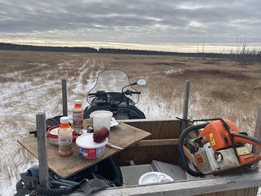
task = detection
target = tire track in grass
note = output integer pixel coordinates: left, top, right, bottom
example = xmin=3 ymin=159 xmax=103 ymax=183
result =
xmin=72 ymin=58 xmax=91 ymax=94
xmin=69 ymin=58 xmax=104 ymax=108
xmin=0 ymin=80 xmax=60 ymax=100
xmin=72 ymin=58 xmax=104 ymax=94
xmin=0 ymin=80 xmax=61 ymax=116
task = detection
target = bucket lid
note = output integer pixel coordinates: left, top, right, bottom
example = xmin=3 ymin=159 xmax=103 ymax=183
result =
xmin=90 ymin=110 xmax=113 ymax=118
xmin=76 ymin=133 xmax=108 ymax=148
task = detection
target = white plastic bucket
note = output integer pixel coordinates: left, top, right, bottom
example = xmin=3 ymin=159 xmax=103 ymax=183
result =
xmin=76 ymin=133 xmax=108 ymax=159
xmin=90 ymin=110 xmax=113 ymax=131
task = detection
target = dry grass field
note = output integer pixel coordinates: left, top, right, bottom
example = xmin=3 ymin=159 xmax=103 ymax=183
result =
xmin=0 ymin=50 xmax=261 ymax=195
xmin=1 ymin=50 xmax=260 ymax=128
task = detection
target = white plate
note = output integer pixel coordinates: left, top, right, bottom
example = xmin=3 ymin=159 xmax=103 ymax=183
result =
xmin=138 ymin=172 xmax=174 ymax=185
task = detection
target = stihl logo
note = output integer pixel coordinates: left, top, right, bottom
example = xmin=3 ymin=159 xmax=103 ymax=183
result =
xmin=209 ymin=133 xmax=216 ymax=146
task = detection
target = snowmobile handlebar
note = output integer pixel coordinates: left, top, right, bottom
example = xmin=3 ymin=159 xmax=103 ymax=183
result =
xmin=124 ymin=89 xmax=141 ymax=95
xmin=88 ymin=90 xmax=106 ymax=97
xmin=87 ymin=89 xmax=142 ymax=107
xmin=88 ymin=90 xmax=141 ymax=97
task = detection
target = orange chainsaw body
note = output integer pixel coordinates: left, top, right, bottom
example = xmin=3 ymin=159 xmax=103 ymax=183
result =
xmin=198 ymin=119 xmax=240 ymax=150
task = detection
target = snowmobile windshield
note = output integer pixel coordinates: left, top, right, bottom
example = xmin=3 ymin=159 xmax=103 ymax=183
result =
xmin=87 ymin=69 xmax=140 ymax=105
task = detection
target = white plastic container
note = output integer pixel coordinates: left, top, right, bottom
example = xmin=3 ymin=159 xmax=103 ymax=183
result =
xmin=76 ymin=133 xmax=108 ymax=159
xmin=47 ymin=126 xmax=59 ymax=145
xmin=91 ymin=110 xmax=113 ymax=131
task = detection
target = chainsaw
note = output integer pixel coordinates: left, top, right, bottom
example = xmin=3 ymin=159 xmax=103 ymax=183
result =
xmin=178 ymin=118 xmax=261 ymax=176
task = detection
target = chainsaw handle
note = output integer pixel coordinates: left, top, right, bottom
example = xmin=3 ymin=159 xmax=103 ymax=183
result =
xmin=231 ymin=133 xmax=261 ymax=149
xmin=178 ymin=123 xmax=209 ymax=177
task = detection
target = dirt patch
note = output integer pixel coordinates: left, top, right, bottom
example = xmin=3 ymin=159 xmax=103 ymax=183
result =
xmin=210 ymin=90 xmax=236 ymax=102
xmin=168 ymin=69 xmax=249 ymax=80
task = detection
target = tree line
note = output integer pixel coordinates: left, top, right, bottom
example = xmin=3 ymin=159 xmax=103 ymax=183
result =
xmin=1 ymin=42 xmax=261 ymax=63
xmin=0 ymin=42 xmax=97 ymax=53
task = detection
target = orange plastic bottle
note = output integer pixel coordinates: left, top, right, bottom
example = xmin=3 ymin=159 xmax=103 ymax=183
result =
xmin=58 ymin=116 xmax=73 ymax=157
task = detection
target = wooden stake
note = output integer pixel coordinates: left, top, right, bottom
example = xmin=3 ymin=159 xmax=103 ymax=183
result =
xmin=181 ymin=80 xmax=190 ymax=131
xmin=62 ymin=79 xmax=68 ymax=116
xmin=36 ymin=112 xmax=49 ymax=188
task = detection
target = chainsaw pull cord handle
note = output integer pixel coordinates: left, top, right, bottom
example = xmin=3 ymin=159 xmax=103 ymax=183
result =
xmin=178 ymin=123 xmax=209 ymax=177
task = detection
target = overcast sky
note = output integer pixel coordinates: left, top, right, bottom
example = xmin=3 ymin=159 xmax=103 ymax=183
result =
xmin=1 ymin=0 xmax=261 ymax=52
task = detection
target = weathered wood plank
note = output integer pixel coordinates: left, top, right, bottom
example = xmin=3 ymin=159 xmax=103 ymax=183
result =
xmin=115 ymin=120 xmax=182 ymax=166
xmin=135 ymin=138 xmax=179 ymax=146
xmin=122 ymin=119 xmax=182 ymax=139
xmin=36 ymin=112 xmax=49 ymax=189
xmin=197 ymin=187 xmax=258 ymax=196
xmin=183 ymin=145 xmax=196 ymax=165
xmin=61 ymin=79 xmax=68 ymax=116
xmin=93 ymin=172 xmax=261 ymax=196
xmin=252 ymin=106 xmax=261 ymax=155
xmin=181 ymin=80 xmax=190 ymax=131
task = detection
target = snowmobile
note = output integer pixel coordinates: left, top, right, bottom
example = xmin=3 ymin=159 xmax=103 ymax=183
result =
xmin=84 ymin=69 xmax=147 ymax=120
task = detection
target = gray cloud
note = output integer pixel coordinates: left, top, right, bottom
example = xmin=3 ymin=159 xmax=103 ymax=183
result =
xmin=1 ymin=0 xmax=261 ymax=52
